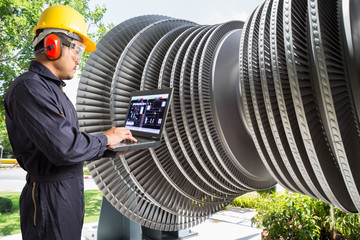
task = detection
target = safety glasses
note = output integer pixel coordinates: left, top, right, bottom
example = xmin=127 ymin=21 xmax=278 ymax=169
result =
xmin=70 ymin=41 xmax=85 ymax=60
xmin=62 ymin=38 xmax=85 ymax=60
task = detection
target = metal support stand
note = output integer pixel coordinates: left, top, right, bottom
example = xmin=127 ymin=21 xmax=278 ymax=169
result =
xmin=97 ymin=196 xmax=142 ymax=240
xmin=142 ymin=227 xmax=198 ymax=240
xmin=93 ymin=196 xmax=198 ymax=240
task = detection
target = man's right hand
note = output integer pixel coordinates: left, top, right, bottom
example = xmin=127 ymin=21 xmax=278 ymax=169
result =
xmin=104 ymin=127 xmax=137 ymax=146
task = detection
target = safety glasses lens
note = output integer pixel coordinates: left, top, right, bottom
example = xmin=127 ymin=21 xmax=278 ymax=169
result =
xmin=70 ymin=42 xmax=85 ymax=60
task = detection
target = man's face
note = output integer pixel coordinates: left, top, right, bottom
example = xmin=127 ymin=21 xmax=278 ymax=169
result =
xmin=54 ymin=39 xmax=85 ymax=80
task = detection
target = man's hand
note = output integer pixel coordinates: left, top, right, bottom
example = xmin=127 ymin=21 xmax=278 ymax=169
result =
xmin=104 ymin=127 xmax=137 ymax=146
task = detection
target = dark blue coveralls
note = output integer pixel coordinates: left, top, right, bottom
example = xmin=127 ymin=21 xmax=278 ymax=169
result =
xmin=4 ymin=60 xmax=115 ymax=240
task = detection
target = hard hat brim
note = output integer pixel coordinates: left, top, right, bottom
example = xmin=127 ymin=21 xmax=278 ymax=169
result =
xmin=77 ymin=32 xmax=96 ymax=52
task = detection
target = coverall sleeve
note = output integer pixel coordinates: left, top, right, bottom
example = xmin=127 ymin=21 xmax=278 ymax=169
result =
xmin=7 ymin=79 xmax=113 ymax=165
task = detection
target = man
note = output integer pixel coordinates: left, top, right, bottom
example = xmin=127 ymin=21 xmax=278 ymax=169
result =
xmin=4 ymin=5 xmax=136 ymax=240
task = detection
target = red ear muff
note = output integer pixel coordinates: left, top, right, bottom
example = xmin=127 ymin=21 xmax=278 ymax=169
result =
xmin=44 ymin=34 xmax=62 ymax=60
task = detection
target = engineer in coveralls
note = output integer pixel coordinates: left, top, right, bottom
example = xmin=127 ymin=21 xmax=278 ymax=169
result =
xmin=4 ymin=5 xmax=137 ymax=240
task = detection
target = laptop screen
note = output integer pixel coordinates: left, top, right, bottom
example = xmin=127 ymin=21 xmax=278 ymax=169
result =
xmin=124 ymin=88 xmax=173 ymax=138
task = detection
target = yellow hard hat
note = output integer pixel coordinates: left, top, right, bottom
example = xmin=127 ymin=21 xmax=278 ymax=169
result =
xmin=33 ymin=5 xmax=96 ymax=52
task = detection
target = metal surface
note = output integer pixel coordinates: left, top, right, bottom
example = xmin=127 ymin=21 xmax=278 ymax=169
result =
xmin=77 ymin=0 xmax=360 ymax=231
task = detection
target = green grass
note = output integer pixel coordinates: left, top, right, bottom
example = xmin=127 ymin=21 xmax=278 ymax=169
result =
xmin=84 ymin=190 xmax=103 ymax=223
xmin=231 ymin=192 xmax=263 ymax=209
xmin=0 ymin=192 xmax=20 ymax=236
xmin=0 ymin=190 xmax=103 ymax=237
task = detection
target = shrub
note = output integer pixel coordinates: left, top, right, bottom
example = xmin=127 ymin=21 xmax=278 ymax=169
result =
xmin=251 ymin=191 xmax=331 ymax=239
xmin=249 ymin=191 xmax=360 ymax=239
xmin=83 ymin=168 xmax=91 ymax=175
xmin=334 ymin=208 xmax=360 ymax=239
xmin=0 ymin=197 xmax=13 ymax=213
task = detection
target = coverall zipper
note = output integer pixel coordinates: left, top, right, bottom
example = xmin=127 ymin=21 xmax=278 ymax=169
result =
xmin=32 ymin=182 xmax=37 ymax=226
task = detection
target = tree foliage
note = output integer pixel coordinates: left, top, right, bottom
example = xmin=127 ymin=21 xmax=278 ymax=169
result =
xmin=0 ymin=0 xmax=114 ymax=156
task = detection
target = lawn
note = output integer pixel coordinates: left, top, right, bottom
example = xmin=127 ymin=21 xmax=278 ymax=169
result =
xmin=0 ymin=190 xmax=103 ymax=237
xmin=0 ymin=192 xmax=20 ymax=236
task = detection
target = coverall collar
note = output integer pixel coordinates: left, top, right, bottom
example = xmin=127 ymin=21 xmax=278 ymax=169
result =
xmin=29 ymin=60 xmax=67 ymax=88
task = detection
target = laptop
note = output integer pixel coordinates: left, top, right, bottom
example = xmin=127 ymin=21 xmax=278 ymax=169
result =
xmin=108 ymin=88 xmax=173 ymax=151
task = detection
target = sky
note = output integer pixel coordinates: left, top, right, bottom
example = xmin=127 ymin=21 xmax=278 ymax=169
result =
xmin=63 ymin=0 xmax=265 ymax=104
xmin=90 ymin=0 xmax=263 ymax=26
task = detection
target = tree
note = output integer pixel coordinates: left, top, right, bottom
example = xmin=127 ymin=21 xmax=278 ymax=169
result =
xmin=0 ymin=0 xmax=114 ymax=156
xmin=0 ymin=115 xmax=12 ymax=157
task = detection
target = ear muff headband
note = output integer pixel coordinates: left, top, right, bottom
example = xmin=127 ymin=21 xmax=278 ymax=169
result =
xmin=44 ymin=34 xmax=62 ymax=60
xmin=34 ymin=33 xmax=62 ymax=60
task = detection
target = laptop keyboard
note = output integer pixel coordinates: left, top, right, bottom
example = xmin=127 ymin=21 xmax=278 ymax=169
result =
xmin=121 ymin=138 xmax=148 ymax=144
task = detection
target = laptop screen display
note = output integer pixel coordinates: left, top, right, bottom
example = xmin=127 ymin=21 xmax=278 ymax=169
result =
xmin=125 ymin=93 xmax=170 ymax=134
